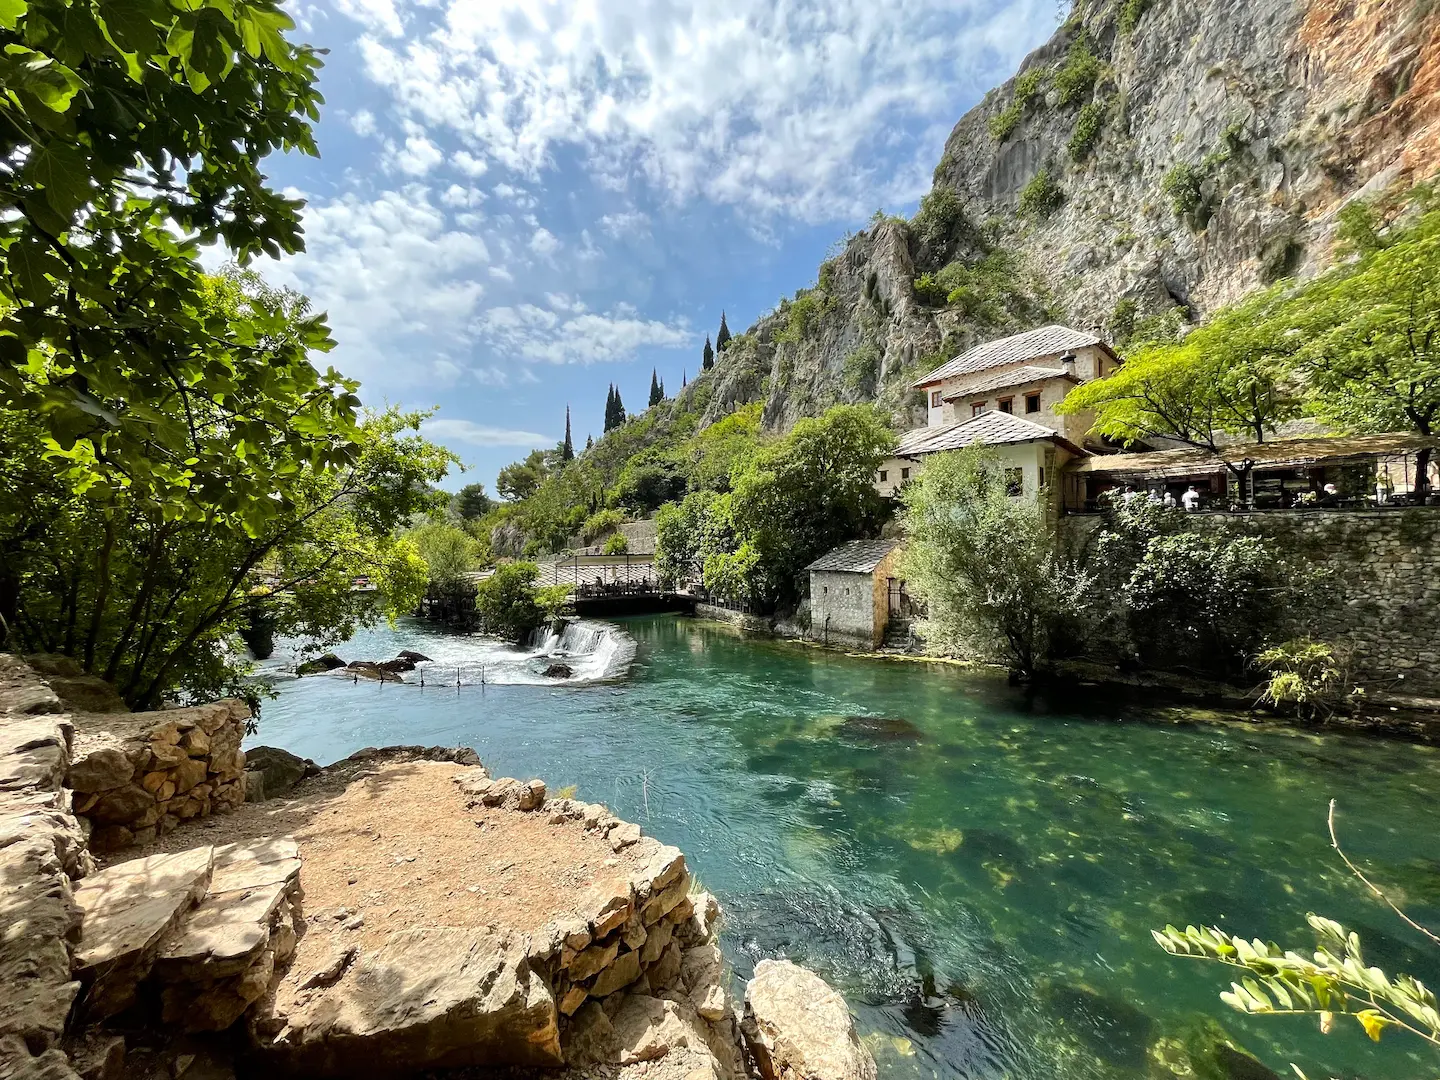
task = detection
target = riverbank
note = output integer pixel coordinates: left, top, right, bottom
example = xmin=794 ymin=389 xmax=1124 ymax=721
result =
xmin=0 ymin=654 xmax=877 ymax=1080
xmin=683 ymin=609 xmax=1440 ymax=741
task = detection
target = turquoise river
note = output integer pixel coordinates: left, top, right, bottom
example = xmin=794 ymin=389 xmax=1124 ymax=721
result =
xmin=249 ymin=615 xmax=1440 ymax=1080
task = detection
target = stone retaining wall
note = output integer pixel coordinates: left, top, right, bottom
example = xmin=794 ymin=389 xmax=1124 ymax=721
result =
xmin=67 ymin=700 xmax=250 ymax=852
xmin=1060 ymin=507 xmax=1440 ymax=696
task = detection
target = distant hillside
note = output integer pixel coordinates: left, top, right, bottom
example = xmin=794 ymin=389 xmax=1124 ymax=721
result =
xmin=644 ymin=0 xmax=1440 ymax=443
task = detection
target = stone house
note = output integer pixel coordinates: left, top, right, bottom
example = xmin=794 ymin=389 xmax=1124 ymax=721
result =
xmin=806 ymin=538 xmax=902 ymax=649
xmin=913 ymin=324 xmax=1121 ymax=440
xmin=875 ymin=411 xmax=1087 ymax=519
xmin=875 ymin=324 xmax=1118 ymax=506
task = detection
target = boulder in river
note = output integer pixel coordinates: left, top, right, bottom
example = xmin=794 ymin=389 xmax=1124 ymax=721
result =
xmin=345 ymin=662 xmax=403 ymax=683
xmin=397 ymin=650 xmax=432 ymax=663
xmin=296 ymin=653 xmax=346 ymax=677
xmin=542 ymin=664 xmax=573 ymax=679
xmin=743 ymin=958 xmax=875 ymax=1080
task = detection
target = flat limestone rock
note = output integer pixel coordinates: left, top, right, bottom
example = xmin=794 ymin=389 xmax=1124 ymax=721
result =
xmin=743 ymin=959 xmax=876 ymax=1080
xmin=0 ymin=717 xmax=71 ymax=794
xmin=256 ymin=926 xmax=561 ymax=1074
xmin=0 ymin=835 xmax=82 ymax=1052
xmin=73 ymin=846 xmax=214 ymax=1019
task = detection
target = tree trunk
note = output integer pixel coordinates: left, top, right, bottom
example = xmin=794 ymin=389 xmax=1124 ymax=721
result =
xmin=1417 ymin=447 xmax=1432 ymax=501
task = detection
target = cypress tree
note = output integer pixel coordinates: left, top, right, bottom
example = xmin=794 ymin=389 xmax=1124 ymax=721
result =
xmin=649 ymin=369 xmax=662 ymax=407
xmin=682 ymin=368 xmax=687 ymax=388
xmin=603 ymin=385 xmax=613 ymax=432
xmin=586 ymin=434 xmax=593 ymax=451
xmin=562 ymin=405 xmax=574 ymax=461
xmin=716 ymin=312 xmax=731 ymax=352
xmin=613 ymin=387 xmax=626 ymax=427
xmin=703 ymin=335 xmax=714 ymax=371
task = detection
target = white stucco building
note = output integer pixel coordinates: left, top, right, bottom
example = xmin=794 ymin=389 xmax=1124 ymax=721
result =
xmin=875 ymin=325 xmax=1118 ymax=510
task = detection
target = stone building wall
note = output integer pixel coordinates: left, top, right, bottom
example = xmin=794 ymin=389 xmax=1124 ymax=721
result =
xmin=809 ymin=569 xmax=879 ymax=648
xmin=1060 ymin=507 xmax=1440 ymax=697
xmin=67 ymin=700 xmax=250 ymax=852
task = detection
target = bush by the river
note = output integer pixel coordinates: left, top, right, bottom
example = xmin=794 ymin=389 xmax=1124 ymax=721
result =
xmin=474 ymin=563 xmax=571 ymax=643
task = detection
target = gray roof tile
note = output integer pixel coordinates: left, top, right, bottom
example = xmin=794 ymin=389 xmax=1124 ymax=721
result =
xmin=894 ymin=411 xmax=1065 ymax=456
xmin=914 ymin=325 xmax=1102 ymax=386
xmin=806 ymin=537 xmax=900 ymax=574
xmin=939 ymin=365 xmax=1077 ymax=399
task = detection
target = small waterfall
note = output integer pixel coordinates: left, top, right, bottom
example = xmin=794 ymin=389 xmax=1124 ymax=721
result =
xmin=528 ymin=620 xmax=636 ymax=681
xmin=256 ymin=618 xmax=636 ymax=687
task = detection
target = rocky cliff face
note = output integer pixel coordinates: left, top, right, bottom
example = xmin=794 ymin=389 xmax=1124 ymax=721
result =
xmin=678 ymin=0 xmax=1440 ymax=435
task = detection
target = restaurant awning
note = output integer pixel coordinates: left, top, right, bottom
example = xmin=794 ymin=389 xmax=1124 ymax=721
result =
xmin=1070 ymin=433 xmax=1440 ymax=479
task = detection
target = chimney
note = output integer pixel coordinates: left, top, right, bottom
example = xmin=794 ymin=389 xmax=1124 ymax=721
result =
xmin=1060 ymin=351 xmax=1077 ymax=373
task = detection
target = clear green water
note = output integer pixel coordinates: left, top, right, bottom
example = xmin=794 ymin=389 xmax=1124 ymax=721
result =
xmin=251 ymin=616 xmax=1440 ymax=1079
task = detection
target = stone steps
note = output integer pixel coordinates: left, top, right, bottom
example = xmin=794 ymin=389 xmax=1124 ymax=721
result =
xmin=71 ymin=838 xmax=301 ymax=1032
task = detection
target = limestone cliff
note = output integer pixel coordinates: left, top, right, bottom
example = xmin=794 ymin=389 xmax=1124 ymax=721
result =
xmin=674 ymin=0 xmax=1440 ymax=436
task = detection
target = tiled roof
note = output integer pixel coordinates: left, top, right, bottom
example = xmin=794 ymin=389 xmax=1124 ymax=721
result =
xmin=914 ymin=326 xmax=1103 ymax=386
xmin=894 ymin=411 xmax=1072 ymax=456
xmin=806 ymin=537 xmax=900 ymax=574
xmin=939 ymin=365 xmax=1078 ymax=400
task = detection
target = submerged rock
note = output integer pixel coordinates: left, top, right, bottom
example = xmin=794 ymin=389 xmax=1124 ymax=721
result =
xmin=396 ymin=650 xmax=431 ymax=663
xmin=542 ymin=663 xmax=574 ymax=679
xmin=836 ymin=715 xmax=924 ymax=743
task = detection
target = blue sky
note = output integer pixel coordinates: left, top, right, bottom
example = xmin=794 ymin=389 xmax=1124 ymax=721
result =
xmin=258 ymin=0 xmax=1060 ymax=491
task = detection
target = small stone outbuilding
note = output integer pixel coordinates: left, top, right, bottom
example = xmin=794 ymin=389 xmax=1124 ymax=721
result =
xmin=806 ymin=539 xmax=902 ymax=649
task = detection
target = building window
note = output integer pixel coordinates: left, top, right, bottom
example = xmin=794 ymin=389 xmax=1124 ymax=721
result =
xmin=900 ymin=467 xmax=910 ymax=480
xmin=998 ymin=397 xmax=1013 ymax=414
xmin=1025 ymin=392 xmax=1041 ymax=414
xmin=879 ymin=469 xmax=888 ymax=482
xmin=930 ymin=390 xmax=942 ymax=408
xmin=971 ymin=402 xmax=985 ymax=417
xmin=1038 ymin=466 xmax=1046 ymax=488
xmin=823 ymin=586 xmax=828 ymax=595
xmin=1004 ymin=468 xmax=1024 ymax=496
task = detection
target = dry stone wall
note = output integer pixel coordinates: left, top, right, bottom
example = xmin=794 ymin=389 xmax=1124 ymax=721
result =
xmin=1060 ymin=507 xmax=1440 ymax=697
xmin=67 ymin=700 xmax=250 ymax=852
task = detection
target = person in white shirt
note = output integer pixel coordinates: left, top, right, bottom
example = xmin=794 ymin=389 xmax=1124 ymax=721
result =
xmin=1181 ymin=485 xmax=1201 ymax=512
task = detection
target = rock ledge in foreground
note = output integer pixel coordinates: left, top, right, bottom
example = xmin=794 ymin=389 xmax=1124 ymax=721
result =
xmin=743 ymin=958 xmax=876 ymax=1080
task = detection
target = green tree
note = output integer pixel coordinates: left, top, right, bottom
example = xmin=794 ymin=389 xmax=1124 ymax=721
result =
xmin=649 ymin=369 xmax=664 ymax=407
xmin=1290 ymin=204 xmax=1440 ymax=496
xmin=473 ymin=562 xmax=568 ymax=643
xmin=562 ymin=406 xmax=575 ymax=462
xmin=0 ymin=0 xmax=343 ymax=528
xmin=899 ymin=446 xmax=1087 ymax=677
xmin=716 ymin=312 xmax=732 ymax=352
xmin=1057 ymin=287 xmax=1304 ymax=504
xmin=496 ymin=449 xmax=547 ymax=502
xmin=1 ymin=404 xmax=451 ymax=707
xmin=703 ymin=335 xmax=715 ymax=371
xmin=452 ymin=483 xmax=493 ymax=522
xmin=409 ymin=520 xmax=479 ymax=589
xmin=602 ymin=533 xmax=628 ymax=555
xmin=654 ymin=490 xmax=720 ymax=586
xmin=715 ymin=404 xmax=893 ymax=608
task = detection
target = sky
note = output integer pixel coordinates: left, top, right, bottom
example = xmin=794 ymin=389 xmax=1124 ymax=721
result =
xmin=256 ymin=0 xmax=1062 ymax=491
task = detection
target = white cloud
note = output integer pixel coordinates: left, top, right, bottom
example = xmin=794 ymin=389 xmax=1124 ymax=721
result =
xmin=475 ymin=304 xmax=692 ymax=365
xmin=422 ymin=418 xmax=555 ymax=446
xmin=351 ymin=0 xmax=1055 ymax=221
xmin=349 ymin=109 xmax=378 ymax=137
xmin=453 ymin=150 xmax=489 ymax=177
xmin=393 ymin=132 xmax=443 ymax=175
xmin=598 ymin=210 xmax=650 ymax=238
xmin=332 ymin=0 xmax=403 ymax=37
xmin=440 ymin=183 xmax=485 ymax=208
xmin=266 ymin=186 xmax=490 ymax=383
xmin=528 ymin=227 xmax=560 ymax=255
